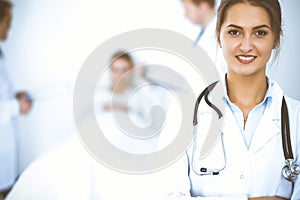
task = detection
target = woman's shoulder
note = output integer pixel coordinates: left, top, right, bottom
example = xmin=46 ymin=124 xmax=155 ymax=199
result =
xmin=285 ymin=95 xmax=300 ymax=113
xmin=268 ymin=78 xmax=300 ymax=108
xmin=285 ymin=95 xmax=300 ymax=104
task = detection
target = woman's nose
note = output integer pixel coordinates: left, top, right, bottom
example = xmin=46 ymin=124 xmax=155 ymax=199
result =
xmin=240 ymin=36 xmax=253 ymax=53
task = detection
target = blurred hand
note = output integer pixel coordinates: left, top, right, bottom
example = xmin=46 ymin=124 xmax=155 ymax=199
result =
xmin=16 ymin=91 xmax=33 ymax=114
xmin=103 ymin=102 xmax=128 ymax=112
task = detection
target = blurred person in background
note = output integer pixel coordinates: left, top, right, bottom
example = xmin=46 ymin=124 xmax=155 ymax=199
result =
xmin=0 ymin=0 xmax=32 ymax=199
xmin=95 ymin=50 xmax=165 ymax=153
xmin=182 ymin=0 xmax=216 ymax=47
xmin=181 ymin=0 xmax=226 ymax=76
xmin=96 ymin=50 xmax=140 ymax=113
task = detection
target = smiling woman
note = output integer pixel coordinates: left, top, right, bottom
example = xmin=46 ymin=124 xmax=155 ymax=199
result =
xmin=217 ymin=1 xmax=280 ymax=79
xmin=219 ymin=2 xmax=277 ymax=122
xmin=158 ymin=0 xmax=300 ymax=199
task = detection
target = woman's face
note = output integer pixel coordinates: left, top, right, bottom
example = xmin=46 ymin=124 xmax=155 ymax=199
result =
xmin=219 ymin=3 xmax=276 ymax=77
xmin=110 ymin=58 xmax=132 ymax=86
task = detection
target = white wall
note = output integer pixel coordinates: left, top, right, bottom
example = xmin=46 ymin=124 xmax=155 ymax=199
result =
xmin=2 ymin=0 xmax=299 ymax=173
xmin=270 ymin=0 xmax=300 ymax=100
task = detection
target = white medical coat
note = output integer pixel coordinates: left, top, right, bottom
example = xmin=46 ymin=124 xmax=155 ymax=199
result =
xmin=159 ymin=81 xmax=300 ymax=199
xmin=0 ymin=54 xmax=19 ymax=191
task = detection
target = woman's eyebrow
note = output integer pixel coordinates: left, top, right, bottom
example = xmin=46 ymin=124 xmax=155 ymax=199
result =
xmin=226 ymin=24 xmax=242 ymax=29
xmin=226 ymin=24 xmax=271 ymax=30
xmin=253 ymin=24 xmax=272 ymax=30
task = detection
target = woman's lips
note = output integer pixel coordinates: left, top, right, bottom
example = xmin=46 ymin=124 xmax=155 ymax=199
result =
xmin=236 ymin=55 xmax=256 ymax=64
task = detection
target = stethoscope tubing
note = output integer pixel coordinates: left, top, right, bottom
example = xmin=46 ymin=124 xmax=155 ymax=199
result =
xmin=192 ymin=81 xmax=299 ymax=182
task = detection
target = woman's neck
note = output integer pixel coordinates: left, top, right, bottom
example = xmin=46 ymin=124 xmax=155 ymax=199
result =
xmin=226 ymin=73 xmax=268 ymax=121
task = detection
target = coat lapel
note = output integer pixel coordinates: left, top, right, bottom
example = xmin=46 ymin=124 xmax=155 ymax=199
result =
xmin=249 ymin=108 xmax=280 ymax=153
xmin=249 ymin=82 xmax=283 ymax=153
xmin=222 ymin=107 xmax=248 ymax=151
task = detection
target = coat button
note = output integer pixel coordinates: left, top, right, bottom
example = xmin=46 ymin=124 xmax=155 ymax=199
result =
xmin=240 ymin=175 xmax=244 ymax=179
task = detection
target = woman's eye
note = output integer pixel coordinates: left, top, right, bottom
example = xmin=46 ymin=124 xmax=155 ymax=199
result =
xmin=228 ymin=30 xmax=240 ymax=35
xmin=255 ymin=30 xmax=268 ymax=37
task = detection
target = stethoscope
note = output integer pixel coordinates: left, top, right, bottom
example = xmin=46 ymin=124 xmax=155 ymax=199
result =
xmin=192 ymin=81 xmax=300 ymax=182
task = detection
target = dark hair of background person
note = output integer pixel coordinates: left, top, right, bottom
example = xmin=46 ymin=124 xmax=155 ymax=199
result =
xmin=0 ymin=0 xmax=13 ymax=21
xmin=184 ymin=0 xmax=215 ymax=8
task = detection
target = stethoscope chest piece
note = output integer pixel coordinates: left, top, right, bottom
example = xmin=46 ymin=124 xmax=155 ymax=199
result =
xmin=282 ymin=159 xmax=300 ymax=182
xmin=281 ymin=96 xmax=300 ymax=182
